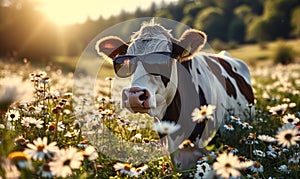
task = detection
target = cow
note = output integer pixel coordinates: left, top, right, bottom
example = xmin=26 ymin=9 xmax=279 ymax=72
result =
xmin=95 ymin=20 xmax=254 ymax=170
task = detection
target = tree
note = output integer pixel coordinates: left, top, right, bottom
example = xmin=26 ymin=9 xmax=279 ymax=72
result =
xmin=246 ymin=17 xmax=270 ymax=42
xmin=194 ymin=7 xmax=227 ymax=41
xmin=291 ymin=6 xmax=300 ymax=37
xmin=228 ymin=18 xmax=246 ymax=43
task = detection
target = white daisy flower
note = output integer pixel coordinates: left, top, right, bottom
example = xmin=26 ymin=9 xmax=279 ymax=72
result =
xmin=49 ymin=147 xmax=84 ymax=178
xmin=282 ymin=114 xmax=300 ymax=125
xmin=250 ymin=161 xmax=264 ymax=173
xmin=194 ymin=162 xmax=211 ymax=179
xmin=238 ymin=121 xmax=253 ymax=129
xmin=266 ymin=145 xmax=288 ymax=158
xmin=224 ymin=124 xmax=234 ymax=131
xmin=278 ymin=164 xmax=291 ymax=174
xmin=269 ymin=104 xmax=288 ymax=115
xmin=191 ymin=105 xmax=216 ymax=123
xmin=257 ymin=134 xmax=276 ymax=143
xmin=134 ymin=164 xmax=148 ymax=176
xmin=24 ymin=137 xmax=59 ymax=160
xmin=21 ymin=117 xmax=44 ymax=129
xmin=213 ymin=152 xmax=241 ymax=178
xmin=253 ymin=150 xmax=266 ymax=157
xmin=288 ymin=153 xmax=300 ymax=164
xmin=82 ymin=146 xmax=98 ymax=161
xmin=37 ymin=163 xmax=53 ymax=178
xmin=6 ymin=109 xmax=20 ymax=122
xmin=153 ymin=121 xmax=181 ymax=135
xmin=275 ymin=127 xmax=300 ymax=148
xmin=230 ymin=115 xmax=241 ymax=122
xmin=178 ymin=139 xmax=195 ymax=149
xmin=113 ymin=162 xmax=135 ymax=176
xmin=289 ymin=102 xmax=296 ymax=108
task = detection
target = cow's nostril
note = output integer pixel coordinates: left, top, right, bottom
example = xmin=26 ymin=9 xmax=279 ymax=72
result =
xmin=139 ymin=90 xmax=148 ymax=101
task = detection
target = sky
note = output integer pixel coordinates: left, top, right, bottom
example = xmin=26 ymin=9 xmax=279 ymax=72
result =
xmin=38 ymin=0 xmax=178 ymax=26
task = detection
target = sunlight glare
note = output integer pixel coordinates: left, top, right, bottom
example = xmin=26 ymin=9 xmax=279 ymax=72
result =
xmin=38 ymin=0 xmax=178 ymax=26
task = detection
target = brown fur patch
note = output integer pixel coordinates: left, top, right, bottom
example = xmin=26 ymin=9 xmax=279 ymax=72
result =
xmin=211 ymin=56 xmax=254 ymax=104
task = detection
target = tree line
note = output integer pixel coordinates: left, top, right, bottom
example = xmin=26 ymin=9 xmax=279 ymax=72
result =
xmin=0 ymin=0 xmax=300 ymax=60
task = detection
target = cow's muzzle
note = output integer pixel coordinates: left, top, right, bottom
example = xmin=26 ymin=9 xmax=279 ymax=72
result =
xmin=122 ymin=87 xmax=151 ymax=113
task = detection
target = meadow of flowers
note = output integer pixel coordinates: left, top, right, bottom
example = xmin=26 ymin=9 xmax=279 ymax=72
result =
xmin=0 ymin=60 xmax=299 ymax=178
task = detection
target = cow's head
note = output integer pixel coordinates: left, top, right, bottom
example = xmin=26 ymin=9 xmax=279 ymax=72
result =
xmin=96 ymin=22 xmax=206 ymax=119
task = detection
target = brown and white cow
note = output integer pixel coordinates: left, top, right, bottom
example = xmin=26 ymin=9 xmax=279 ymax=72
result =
xmin=95 ymin=21 xmax=254 ymax=170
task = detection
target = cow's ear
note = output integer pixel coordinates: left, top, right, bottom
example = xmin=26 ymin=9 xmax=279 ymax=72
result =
xmin=172 ymin=29 xmax=207 ymax=62
xmin=95 ymin=36 xmax=128 ymax=59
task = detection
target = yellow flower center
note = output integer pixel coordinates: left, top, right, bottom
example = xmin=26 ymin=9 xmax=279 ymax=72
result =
xmin=200 ymin=110 xmax=207 ymax=116
xmin=225 ymin=163 xmax=232 ymax=168
xmin=123 ymin=164 xmax=132 ymax=171
xmin=253 ymin=162 xmax=261 ymax=168
xmin=37 ymin=144 xmax=45 ymax=152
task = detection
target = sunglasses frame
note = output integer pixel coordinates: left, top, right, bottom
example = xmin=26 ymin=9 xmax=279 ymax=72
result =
xmin=113 ymin=52 xmax=174 ymax=78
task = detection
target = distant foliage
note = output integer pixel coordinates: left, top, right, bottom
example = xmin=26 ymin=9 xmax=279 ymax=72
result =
xmin=291 ymin=6 xmax=300 ymax=37
xmin=0 ymin=0 xmax=300 ymax=59
xmin=273 ymin=41 xmax=295 ymax=65
xmin=211 ymin=39 xmax=238 ymax=51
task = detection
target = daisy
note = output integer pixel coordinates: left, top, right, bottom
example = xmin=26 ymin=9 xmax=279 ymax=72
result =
xmin=250 ymin=161 xmax=264 ymax=173
xmin=134 ymin=164 xmax=148 ymax=176
xmin=82 ymin=146 xmax=98 ymax=161
xmin=230 ymin=115 xmax=241 ymax=122
xmin=278 ymin=164 xmax=291 ymax=174
xmin=6 ymin=109 xmax=20 ymax=122
xmin=14 ymin=136 xmax=28 ymax=146
xmin=49 ymin=147 xmax=84 ymax=178
xmin=267 ymin=145 xmax=287 ymax=158
xmin=223 ymin=145 xmax=239 ymax=154
xmin=288 ymin=153 xmax=300 ymax=164
xmin=0 ymin=124 xmax=5 ymax=129
xmin=38 ymin=162 xmax=53 ymax=178
xmin=275 ymin=127 xmax=300 ymax=148
xmin=113 ymin=162 xmax=135 ymax=176
xmin=153 ymin=121 xmax=181 ymax=135
xmin=224 ymin=124 xmax=234 ymax=131
xmin=282 ymin=114 xmax=300 ymax=125
xmin=253 ymin=150 xmax=266 ymax=157
xmin=191 ymin=105 xmax=216 ymax=123
xmin=269 ymin=104 xmax=288 ymax=115
xmin=178 ymin=139 xmax=195 ymax=149
xmin=195 ymin=162 xmax=212 ymax=179
xmin=21 ymin=117 xmax=44 ymax=129
xmin=289 ymin=102 xmax=296 ymax=108
xmin=257 ymin=134 xmax=276 ymax=143
xmin=238 ymin=121 xmax=253 ymax=129
xmin=212 ymin=152 xmax=241 ymax=178
xmin=131 ymin=133 xmax=142 ymax=142
xmin=24 ymin=137 xmax=59 ymax=160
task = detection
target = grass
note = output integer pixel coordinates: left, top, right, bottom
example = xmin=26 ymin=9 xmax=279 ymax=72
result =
xmin=228 ymin=39 xmax=300 ymax=66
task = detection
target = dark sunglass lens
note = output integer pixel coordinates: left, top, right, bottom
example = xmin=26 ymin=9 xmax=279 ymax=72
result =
xmin=142 ymin=53 xmax=172 ymax=77
xmin=114 ymin=57 xmax=136 ymax=77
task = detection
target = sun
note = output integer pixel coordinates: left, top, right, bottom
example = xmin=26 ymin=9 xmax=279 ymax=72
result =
xmin=38 ymin=0 xmax=97 ymax=26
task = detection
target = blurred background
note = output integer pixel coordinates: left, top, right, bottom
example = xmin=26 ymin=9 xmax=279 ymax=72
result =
xmin=0 ymin=0 xmax=300 ymax=67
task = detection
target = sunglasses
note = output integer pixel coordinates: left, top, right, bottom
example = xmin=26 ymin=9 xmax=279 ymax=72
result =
xmin=113 ymin=52 xmax=173 ymax=78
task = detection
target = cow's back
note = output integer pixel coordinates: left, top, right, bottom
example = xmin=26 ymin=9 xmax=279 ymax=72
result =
xmin=185 ymin=51 xmax=254 ymax=126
